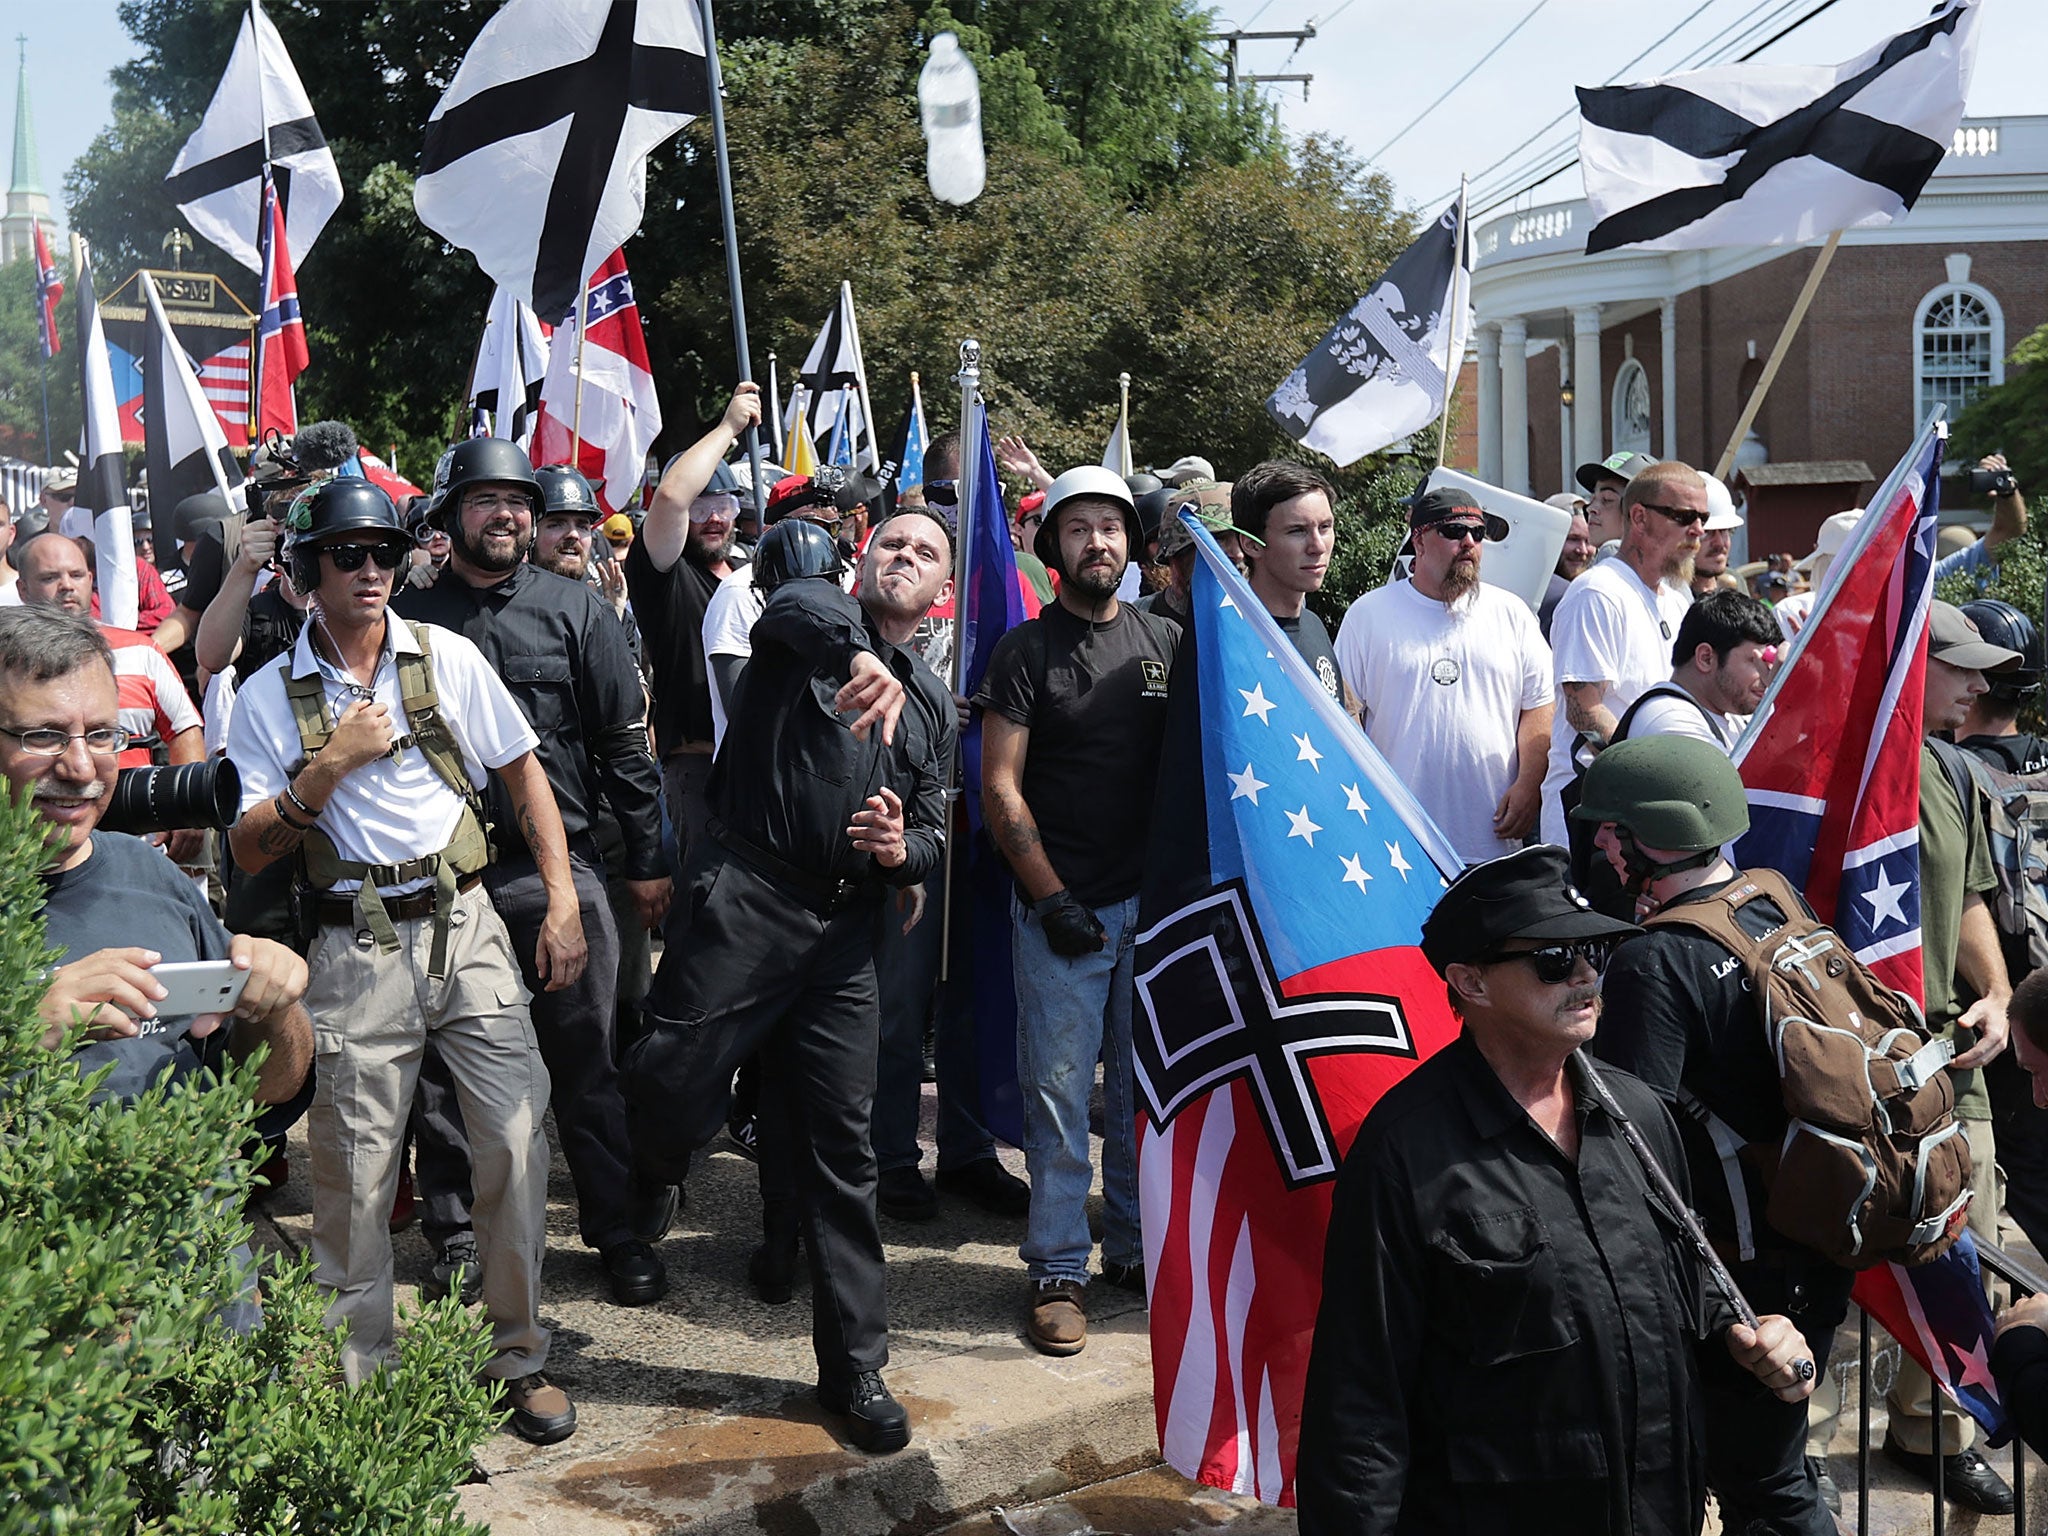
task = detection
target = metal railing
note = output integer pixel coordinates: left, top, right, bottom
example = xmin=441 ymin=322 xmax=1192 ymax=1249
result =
xmin=1841 ymin=1238 xmax=2041 ymax=1535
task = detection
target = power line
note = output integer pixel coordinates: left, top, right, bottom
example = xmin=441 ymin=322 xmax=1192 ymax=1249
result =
xmin=1368 ymin=0 xmax=1555 ymax=162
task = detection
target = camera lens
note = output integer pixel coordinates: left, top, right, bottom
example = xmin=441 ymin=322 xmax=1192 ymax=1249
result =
xmin=98 ymin=760 xmax=242 ymax=837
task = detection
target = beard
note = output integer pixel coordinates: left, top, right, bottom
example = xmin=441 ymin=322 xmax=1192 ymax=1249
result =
xmin=1662 ymin=550 xmax=1696 ymax=586
xmin=688 ymin=524 xmax=735 ymax=564
xmin=1066 ymin=556 xmax=1123 ymax=602
xmin=537 ymin=546 xmax=588 ymax=580
xmin=452 ymin=518 xmax=530 ymax=573
xmin=1440 ymin=555 xmax=1480 ymax=603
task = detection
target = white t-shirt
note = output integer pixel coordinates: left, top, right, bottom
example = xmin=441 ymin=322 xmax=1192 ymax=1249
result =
xmin=227 ymin=618 xmax=538 ymax=893
xmin=1334 ymin=579 xmax=1553 ymax=866
xmin=1540 ymin=559 xmax=1695 ymax=847
xmin=1620 ymin=683 xmax=1734 ymax=752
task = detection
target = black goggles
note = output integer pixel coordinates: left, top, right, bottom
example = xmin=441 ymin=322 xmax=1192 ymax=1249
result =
xmin=323 ymin=540 xmax=410 ymax=572
xmin=923 ymin=480 xmax=959 ymax=506
xmin=1487 ymin=939 xmax=1616 ymax=984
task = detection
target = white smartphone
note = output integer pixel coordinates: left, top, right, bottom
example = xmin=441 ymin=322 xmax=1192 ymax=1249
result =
xmin=150 ymin=960 xmax=250 ymax=1019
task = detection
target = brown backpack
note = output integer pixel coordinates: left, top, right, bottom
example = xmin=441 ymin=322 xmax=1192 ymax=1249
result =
xmin=1646 ymin=867 xmax=1972 ymax=1270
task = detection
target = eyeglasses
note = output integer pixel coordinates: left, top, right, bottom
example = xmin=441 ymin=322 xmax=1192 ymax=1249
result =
xmin=322 ymin=541 xmax=410 ymax=572
xmin=1019 ymin=513 xmax=1046 ymax=530
xmin=45 ymin=489 xmax=75 ymax=504
xmin=924 ymin=480 xmax=959 ymax=507
xmin=688 ymin=498 xmax=733 ymax=523
xmin=0 ymin=723 xmax=131 ymax=756
xmin=1641 ymin=501 xmax=1709 ymax=529
xmin=461 ymin=491 xmax=534 ymax=513
xmin=412 ymin=525 xmax=445 ymax=546
xmin=1487 ymin=939 xmax=1616 ymax=984
xmin=1426 ymin=521 xmax=1488 ymax=545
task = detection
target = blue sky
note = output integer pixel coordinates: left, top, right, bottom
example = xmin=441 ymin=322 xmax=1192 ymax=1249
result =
xmin=21 ymin=1 xmax=2044 ymax=233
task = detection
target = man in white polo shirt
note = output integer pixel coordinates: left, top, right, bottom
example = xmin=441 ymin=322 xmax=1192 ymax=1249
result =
xmin=224 ymin=478 xmax=586 ymax=1446
xmin=1540 ymin=461 xmax=1704 ymax=856
xmin=1335 ymin=487 xmax=1552 ymax=865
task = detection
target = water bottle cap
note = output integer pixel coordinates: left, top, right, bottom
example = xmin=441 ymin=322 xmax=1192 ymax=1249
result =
xmin=931 ymin=31 xmax=960 ymax=57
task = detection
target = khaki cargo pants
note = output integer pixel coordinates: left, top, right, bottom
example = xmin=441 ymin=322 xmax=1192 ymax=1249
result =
xmin=304 ymin=880 xmax=553 ymax=1384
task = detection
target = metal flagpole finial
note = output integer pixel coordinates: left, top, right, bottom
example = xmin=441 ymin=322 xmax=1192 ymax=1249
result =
xmin=958 ymin=338 xmax=981 ymax=380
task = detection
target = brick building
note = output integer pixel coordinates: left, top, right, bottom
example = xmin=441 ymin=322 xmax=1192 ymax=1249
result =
xmin=1453 ymin=115 xmax=2048 ymax=562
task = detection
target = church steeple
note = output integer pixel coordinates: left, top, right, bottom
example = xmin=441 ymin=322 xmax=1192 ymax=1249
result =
xmin=9 ymin=37 xmax=43 ymax=200
xmin=1 ymin=33 xmax=56 ymax=266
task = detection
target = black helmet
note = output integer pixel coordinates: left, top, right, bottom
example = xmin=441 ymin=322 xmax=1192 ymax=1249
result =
xmin=426 ymin=437 xmax=542 ymax=526
xmin=283 ymin=478 xmax=405 ymax=590
xmin=534 ymin=464 xmax=602 ymax=519
xmin=1963 ymin=598 xmax=2042 ymax=702
xmin=752 ymin=519 xmax=847 ymax=595
xmin=172 ymin=489 xmax=234 ymax=548
xmin=1127 ymin=472 xmax=1169 ymax=549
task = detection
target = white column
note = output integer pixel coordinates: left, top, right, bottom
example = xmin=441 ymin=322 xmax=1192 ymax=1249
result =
xmin=1572 ymin=303 xmax=1604 ymax=472
xmin=1559 ymin=352 xmax=1577 ymax=494
xmin=1660 ymin=296 xmax=1680 ymax=462
xmin=1476 ymin=324 xmax=1502 ymax=484
xmin=1500 ymin=317 xmax=1530 ymax=496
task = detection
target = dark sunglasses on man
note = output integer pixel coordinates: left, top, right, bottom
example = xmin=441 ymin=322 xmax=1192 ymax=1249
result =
xmin=923 ymin=480 xmax=959 ymax=507
xmin=1487 ymin=939 xmax=1616 ymax=985
xmin=323 ymin=540 xmax=411 ymax=573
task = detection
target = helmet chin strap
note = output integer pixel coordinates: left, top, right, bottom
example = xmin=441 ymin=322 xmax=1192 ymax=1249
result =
xmin=1612 ymin=824 xmax=1720 ymax=897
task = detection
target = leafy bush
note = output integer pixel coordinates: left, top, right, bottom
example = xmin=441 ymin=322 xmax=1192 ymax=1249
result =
xmin=0 ymin=794 xmax=499 ymax=1535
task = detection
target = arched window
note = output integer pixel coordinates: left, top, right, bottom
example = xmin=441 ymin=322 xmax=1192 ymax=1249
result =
xmin=1916 ymin=283 xmax=2004 ymax=423
xmin=1610 ymin=358 xmax=1652 ymax=458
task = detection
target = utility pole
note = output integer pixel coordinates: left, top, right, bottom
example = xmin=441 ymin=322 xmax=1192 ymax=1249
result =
xmin=1205 ymin=26 xmax=1316 ymax=100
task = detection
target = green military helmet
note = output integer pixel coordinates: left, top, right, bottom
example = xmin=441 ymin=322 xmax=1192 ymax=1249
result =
xmin=1571 ymin=734 xmax=1750 ymax=851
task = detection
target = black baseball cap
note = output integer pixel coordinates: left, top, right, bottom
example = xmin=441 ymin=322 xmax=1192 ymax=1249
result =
xmin=1408 ymin=486 xmax=1508 ymax=542
xmin=1420 ymin=845 xmax=1639 ymax=975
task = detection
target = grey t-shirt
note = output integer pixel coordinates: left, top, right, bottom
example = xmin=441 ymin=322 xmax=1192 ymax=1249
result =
xmin=41 ymin=831 xmax=234 ymax=1100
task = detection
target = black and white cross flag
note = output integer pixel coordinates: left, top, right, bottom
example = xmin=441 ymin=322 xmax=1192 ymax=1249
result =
xmin=1267 ymin=193 xmax=1471 ymax=467
xmin=1578 ymin=0 xmax=1981 ymax=254
xmin=164 ymin=5 xmax=343 ymax=275
xmin=797 ymin=282 xmax=879 ymax=469
xmin=414 ymin=0 xmax=712 ymax=325
xmin=74 ymin=241 xmax=138 ymax=631
xmin=468 ymin=285 xmax=552 ymax=450
xmin=141 ymin=272 xmax=246 ymax=528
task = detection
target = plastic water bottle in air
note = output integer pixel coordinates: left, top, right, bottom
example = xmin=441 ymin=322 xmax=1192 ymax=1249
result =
xmin=918 ymin=33 xmax=985 ymax=206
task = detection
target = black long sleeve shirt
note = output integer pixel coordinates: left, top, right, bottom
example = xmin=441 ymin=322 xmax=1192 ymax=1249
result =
xmin=395 ymin=562 xmax=666 ymax=880
xmin=709 ymin=579 xmax=953 ymax=890
xmin=1297 ymin=1035 xmax=1723 ymax=1536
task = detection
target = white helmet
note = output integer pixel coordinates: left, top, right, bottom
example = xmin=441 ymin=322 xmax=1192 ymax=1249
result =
xmin=1034 ymin=465 xmax=1138 ymax=572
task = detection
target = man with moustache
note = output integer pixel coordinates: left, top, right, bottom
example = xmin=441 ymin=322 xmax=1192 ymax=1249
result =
xmin=1231 ymin=461 xmax=1347 ymax=708
xmin=1334 ymin=488 xmax=1552 ymax=865
xmin=1690 ymin=476 xmax=1745 ymax=600
xmin=1298 ymin=845 xmax=1815 ymax=1535
xmin=395 ymin=439 xmax=673 ymax=1308
xmin=627 ymin=508 xmax=958 ymax=1454
xmin=978 ymin=468 xmax=1180 ymax=1356
xmin=1539 ymin=461 xmax=1703 ymax=855
xmin=625 ymin=385 xmax=762 ymax=869
xmin=224 ymin=477 xmax=583 ymax=1442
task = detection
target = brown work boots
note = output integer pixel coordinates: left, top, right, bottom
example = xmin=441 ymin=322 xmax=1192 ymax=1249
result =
xmin=1028 ymin=1276 xmax=1088 ymax=1356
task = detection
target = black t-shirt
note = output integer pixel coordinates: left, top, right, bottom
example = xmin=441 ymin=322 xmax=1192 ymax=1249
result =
xmin=623 ymin=537 xmax=726 ymax=755
xmin=975 ymin=600 xmax=1180 ymax=907
xmin=1273 ymin=606 xmax=1343 ymax=704
xmin=1959 ymin=732 xmax=2048 ymax=775
xmin=240 ymin=585 xmax=308 ymax=680
xmin=1592 ymin=878 xmax=1789 ymax=1247
xmin=179 ymin=523 xmax=233 ymax=615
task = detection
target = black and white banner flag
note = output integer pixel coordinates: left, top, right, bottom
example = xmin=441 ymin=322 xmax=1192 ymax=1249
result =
xmin=74 ymin=242 xmax=138 ymax=631
xmin=798 ymin=282 xmax=878 ymax=469
xmin=1578 ymin=0 xmax=1981 ymax=254
xmin=414 ymin=0 xmax=712 ymax=324
xmin=1267 ymin=193 xmax=1471 ymax=467
xmin=141 ymin=272 xmax=246 ymax=527
xmin=468 ymin=286 xmax=552 ymax=450
xmin=164 ymin=5 xmax=343 ymax=275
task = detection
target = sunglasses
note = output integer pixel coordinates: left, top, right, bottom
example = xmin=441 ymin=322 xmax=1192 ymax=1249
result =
xmin=1487 ymin=939 xmax=1616 ymax=984
xmin=1426 ymin=520 xmax=1489 ymax=545
xmin=924 ymin=480 xmax=959 ymax=507
xmin=323 ymin=541 xmax=410 ymax=572
xmin=1641 ymin=501 xmax=1709 ymax=529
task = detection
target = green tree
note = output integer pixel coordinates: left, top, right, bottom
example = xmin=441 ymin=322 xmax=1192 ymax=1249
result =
xmin=0 ymin=255 xmax=81 ymax=463
xmin=0 ymin=790 xmax=500 ymax=1533
xmin=1952 ymin=319 xmax=2048 ymax=505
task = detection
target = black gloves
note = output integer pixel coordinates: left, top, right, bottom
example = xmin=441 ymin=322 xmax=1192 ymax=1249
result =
xmin=1033 ymin=888 xmax=1106 ymax=957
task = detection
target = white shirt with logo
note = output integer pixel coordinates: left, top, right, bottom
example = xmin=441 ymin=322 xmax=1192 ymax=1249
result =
xmin=1334 ymin=578 xmax=1553 ymax=865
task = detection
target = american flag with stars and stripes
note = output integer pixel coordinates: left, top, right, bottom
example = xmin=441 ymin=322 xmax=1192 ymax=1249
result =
xmin=1733 ymin=414 xmax=2007 ymax=1439
xmin=1134 ymin=513 xmax=1463 ymax=1503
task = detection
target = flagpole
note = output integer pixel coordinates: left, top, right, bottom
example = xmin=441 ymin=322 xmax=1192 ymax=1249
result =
xmin=569 ymin=275 xmax=590 ymax=460
xmin=37 ymin=350 xmax=50 ymax=464
xmin=250 ymin=0 xmax=271 ymax=449
xmin=699 ymin=0 xmax=767 ymax=523
xmin=1713 ymin=229 xmax=1843 ymax=482
xmin=910 ymin=369 xmax=925 ymax=443
xmin=1117 ymin=371 xmax=1133 ymax=476
xmin=1435 ymin=175 xmax=1469 ymax=470
xmin=765 ymin=350 xmax=783 ymax=463
xmin=939 ymin=336 xmax=981 ymax=980
xmin=842 ymin=281 xmax=883 ymax=472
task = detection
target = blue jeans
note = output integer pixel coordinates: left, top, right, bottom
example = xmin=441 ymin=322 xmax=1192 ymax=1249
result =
xmin=1011 ymin=892 xmax=1141 ymax=1283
